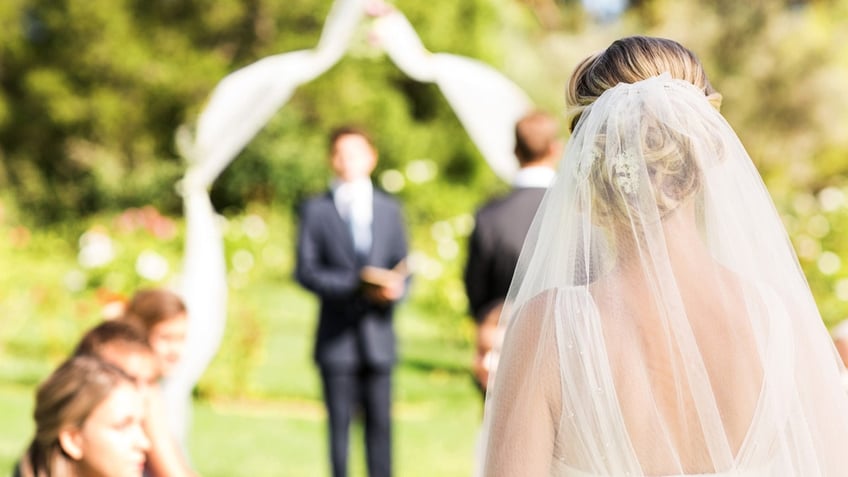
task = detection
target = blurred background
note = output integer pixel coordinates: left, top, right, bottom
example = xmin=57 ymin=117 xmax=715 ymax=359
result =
xmin=2 ymin=0 xmax=848 ymax=475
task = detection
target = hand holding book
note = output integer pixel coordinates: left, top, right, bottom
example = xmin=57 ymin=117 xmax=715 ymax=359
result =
xmin=360 ymin=259 xmax=408 ymax=305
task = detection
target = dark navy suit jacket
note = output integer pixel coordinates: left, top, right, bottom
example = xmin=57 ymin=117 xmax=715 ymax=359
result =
xmin=295 ymin=188 xmax=408 ymax=371
xmin=464 ymin=187 xmax=547 ymax=323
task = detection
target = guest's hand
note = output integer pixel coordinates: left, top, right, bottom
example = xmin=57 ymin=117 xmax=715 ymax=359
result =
xmin=474 ymin=327 xmax=497 ymax=390
xmin=473 ymin=303 xmax=504 ymax=391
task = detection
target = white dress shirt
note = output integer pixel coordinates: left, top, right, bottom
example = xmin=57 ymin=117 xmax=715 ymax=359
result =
xmin=332 ymin=179 xmax=373 ymax=255
xmin=511 ymin=165 xmax=556 ymax=189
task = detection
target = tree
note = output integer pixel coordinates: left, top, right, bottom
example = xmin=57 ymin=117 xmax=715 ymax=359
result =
xmin=0 ymin=0 xmax=523 ymax=223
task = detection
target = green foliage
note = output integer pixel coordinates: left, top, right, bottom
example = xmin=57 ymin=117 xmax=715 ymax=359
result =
xmin=0 ymin=199 xmax=477 ymax=395
xmin=5 ymin=3 xmax=848 ymax=464
xmin=6 ymin=1 xmax=848 ymax=473
xmin=0 ymin=204 xmax=481 ymax=477
xmin=4 ymin=1 xmax=848 ymax=220
xmin=777 ymin=183 xmax=848 ymax=327
xmin=0 ymin=0 xmax=505 ymax=223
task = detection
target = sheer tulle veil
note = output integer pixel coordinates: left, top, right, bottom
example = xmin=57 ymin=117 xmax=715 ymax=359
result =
xmin=477 ymin=73 xmax=848 ymax=476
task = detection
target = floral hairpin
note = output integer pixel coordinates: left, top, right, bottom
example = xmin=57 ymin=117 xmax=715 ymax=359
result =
xmin=613 ymin=150 xmax=638 ymax=194
xmin=573 ymin=146 xmax=601 ymax=181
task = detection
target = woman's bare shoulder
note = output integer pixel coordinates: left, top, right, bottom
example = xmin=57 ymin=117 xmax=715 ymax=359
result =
xmin=507 ymin=286 xmax=593 ymax=337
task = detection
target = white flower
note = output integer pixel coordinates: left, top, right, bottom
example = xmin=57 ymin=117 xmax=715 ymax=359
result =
xmin=64 ymin=269 xmax=88 ymax=292
xmin=817 ymin=251 xmax=841 ymax=276
xmin=405 ymin=159 xmax=438 ymax=184
xmin=379 ymin=169 xmax=405 ymax=193
xmin=437 ymin=239 xmax=459 ymax=260
xmin=613 ymin=150 xmax=639 ymax=194
xmin=835 ymin=279 xmax=848 ymax=302
xmin=78 ymin=230 xmax=115 ymax=269
xmin=807 ymin=215 xmax=830 ymax=239
xmin=242 ymin=214 xmax=268 ymax=242
xmin=796 ymin=235 xmax=821 ymax=261
xmin=451 ymin=213 xmax=475 ymax=237
xmin=430 ymin=221 xmax=453 ymax=241
xmin=135 ymin=250 xmax=169 ymax=281
xmin=792 ymin=193 xmax=817 ymax=215
xmin=232 ymin=249 xmax=255 ymax=274
xmin=818 ymin=187 xmax=845 ymax=212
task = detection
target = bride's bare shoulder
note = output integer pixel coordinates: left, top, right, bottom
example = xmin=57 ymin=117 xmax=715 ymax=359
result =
xmin=516 ymin=286 xmax=592 ymax=313
xmin=507 ymin=286 xmax=593 ymax=335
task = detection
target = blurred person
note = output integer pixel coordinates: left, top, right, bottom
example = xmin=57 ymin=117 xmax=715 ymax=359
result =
xmin=15 ymin=356 xmax=149 ymax=477
xmin=122 ymin=288 xmax=189 ymax=378
xmin=73 ymin=320 xmax=159 ymax=394
xmin=464 ymin=110 xmax=562 ymax=395
xmin=832 ymin=319 xmax=848 ymax=365
xmin=295 ymin=125 xmax=409 ymax=477
xmin=478 ymin=36 xmax=848 ymax=476
xmin=74 ymin=320 xmax=197 ymax=477
xmin=831 ymin=319 xmax=848 ymax=389
xmin=121 ymin=287 xmax=193 ymax=457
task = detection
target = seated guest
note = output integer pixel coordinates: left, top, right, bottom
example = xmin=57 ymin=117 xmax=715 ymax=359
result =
xmin=122 ymin=288 xmax=189 ymax=378
xmin=73 ymin=320 xmax=159 ymax=393
xmin=16 ymin=355 xmax=149 ymax=477
xmin=74 ymin=320 xmax=197 ymax=477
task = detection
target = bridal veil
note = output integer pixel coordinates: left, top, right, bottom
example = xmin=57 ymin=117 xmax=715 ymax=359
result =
xmin=478 ymin=39 xmax=848 ymax=477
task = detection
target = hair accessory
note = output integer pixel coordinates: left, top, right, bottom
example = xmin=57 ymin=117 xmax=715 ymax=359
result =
xmin=575 ymin=146 xmax=602 ymax=182
xmin=613 ymin=150 xmax=638 ymax=194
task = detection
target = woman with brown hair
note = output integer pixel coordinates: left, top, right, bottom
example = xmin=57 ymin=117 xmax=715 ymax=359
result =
xmin=17 ymin=356 xmax=149 ymax=477
xmin=72 ymin=320 xmax=198 ymax=477
xmin=122 ymin=288 xmax=188 ymax=378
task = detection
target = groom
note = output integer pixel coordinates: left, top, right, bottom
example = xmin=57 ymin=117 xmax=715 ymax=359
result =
xmin=295 ymin=125 xmax=408 ymax=477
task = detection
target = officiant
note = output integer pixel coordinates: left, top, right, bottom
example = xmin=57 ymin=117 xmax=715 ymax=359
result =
xmin=295 ymin=125 xmax=409 ymax=477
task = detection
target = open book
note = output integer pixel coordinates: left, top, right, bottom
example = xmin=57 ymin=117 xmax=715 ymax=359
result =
xmin=360 ymin=259 xmax=409 ymax=288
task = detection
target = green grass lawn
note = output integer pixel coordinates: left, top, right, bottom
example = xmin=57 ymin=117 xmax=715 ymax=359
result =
xmin=0 ymin=280 xmax=482 ymax=477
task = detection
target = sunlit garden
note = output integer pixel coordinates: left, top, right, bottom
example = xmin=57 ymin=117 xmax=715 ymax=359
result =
xmin=0 ymin=203 xmax=483 ymax=476
xmin=3 ymin=0 xmax=848 ymax=476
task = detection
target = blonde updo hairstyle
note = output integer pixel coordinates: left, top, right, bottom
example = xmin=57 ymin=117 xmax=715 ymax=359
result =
xmin=565 ymin=36 xmax=722 ymax=232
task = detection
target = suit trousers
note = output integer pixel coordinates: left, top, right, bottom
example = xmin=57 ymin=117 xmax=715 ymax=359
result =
xmin=320 ymin=366 xmax=392 ymax=477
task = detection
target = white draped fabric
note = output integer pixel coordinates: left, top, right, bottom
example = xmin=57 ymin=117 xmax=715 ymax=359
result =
xmin=175 ymin=0 xmax=366 ymax=189
xmin=169 ymin=0 xmax=533 ymax=446
xmin=372 ymin=10 xmax=533 ymax=180
xmin=160 ymin=189 xmax=227 ymax=446
xmin=166 ymin=0 xmax=366 ymax=446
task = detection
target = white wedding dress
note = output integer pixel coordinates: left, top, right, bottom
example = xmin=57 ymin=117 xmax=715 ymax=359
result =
xmin=477 ymin=76 xmax=848 ymax=476
xmin=552 ymin=461 xmax=766 ymax=477
xmin=552 ymin=463 xmax=766 ymax=477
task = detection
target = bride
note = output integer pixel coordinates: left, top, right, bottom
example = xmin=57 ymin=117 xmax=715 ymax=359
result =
xmin=478 ymin=36 xmax=848 ymax=476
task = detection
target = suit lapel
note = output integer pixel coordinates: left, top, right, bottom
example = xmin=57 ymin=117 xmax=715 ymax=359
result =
xmin=368 ymin=193 xmax=382 ymax=264
xmin=324 ymin=192 xmax=356 ymax=259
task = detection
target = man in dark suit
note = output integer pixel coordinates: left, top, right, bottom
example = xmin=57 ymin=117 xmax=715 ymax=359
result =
xmin=464 ymin=111 xmax=561 ymax=395
xmin=295 ymin=126 xmax=408 ymax=477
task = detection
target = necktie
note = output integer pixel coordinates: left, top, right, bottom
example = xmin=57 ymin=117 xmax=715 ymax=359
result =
xmin=349 ymin=198 xmax=371 ymax=257
xmin=336 ymin=183 xmax=371 ymax=257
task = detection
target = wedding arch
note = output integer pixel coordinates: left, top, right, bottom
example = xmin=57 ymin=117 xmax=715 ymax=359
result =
xmin=164 ymin=0 xmax=533 ymax=442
